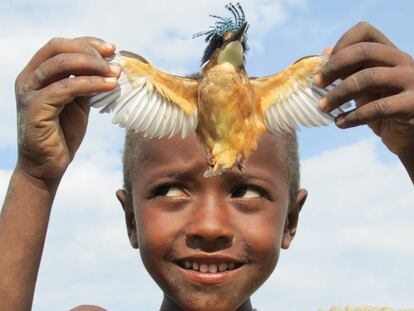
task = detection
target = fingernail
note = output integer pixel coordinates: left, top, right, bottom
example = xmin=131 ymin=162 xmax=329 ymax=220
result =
xmin=109 ymin=64 xmax=121 ymax=76
xmin=104 ymin=77 xmax=117 ymax=83
xmin=313 ymin=74 xmax=323 ymax=87
xmin=318 ymin=97 xmax=329 ymax=112
xmin=335 ymin=116 xmax=346 ymax=128
xmin=103 ymin=41 xmax=115 ymax=49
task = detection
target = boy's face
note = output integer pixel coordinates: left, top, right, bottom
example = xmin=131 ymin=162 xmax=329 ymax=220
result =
xmin=117 ymin=133 xmax=306 ymax=311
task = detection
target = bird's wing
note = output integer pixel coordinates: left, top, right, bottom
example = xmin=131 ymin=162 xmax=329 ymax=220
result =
xmin=89 ymin=51 xmax=199 ymax=138
xmin=250 ymin=55 xmax=351 ymax=133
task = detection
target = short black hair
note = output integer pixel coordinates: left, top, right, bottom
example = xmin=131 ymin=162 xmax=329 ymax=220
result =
xmin=122 ymin=130 xmax=300 ymax=202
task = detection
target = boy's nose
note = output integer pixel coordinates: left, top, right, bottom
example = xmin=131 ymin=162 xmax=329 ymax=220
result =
xmin=185 ymin=196 xmax=233 ymax=252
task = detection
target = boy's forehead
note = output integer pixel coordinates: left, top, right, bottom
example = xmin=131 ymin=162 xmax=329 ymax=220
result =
xmin=138 ymin=134 xmax=205 ymax=164
xmin=134 ymin=133 xmax=285 ymax=174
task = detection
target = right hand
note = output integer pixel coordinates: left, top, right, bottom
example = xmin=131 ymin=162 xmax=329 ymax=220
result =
xmin=14 ymin=37 xmax=120 ymax=182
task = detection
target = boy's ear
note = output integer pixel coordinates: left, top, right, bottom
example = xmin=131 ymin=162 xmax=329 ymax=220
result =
xmin=116 ymin=189 xmax=139 ymax=249
xmin=282 ymin=189 xmax=308 ymax=249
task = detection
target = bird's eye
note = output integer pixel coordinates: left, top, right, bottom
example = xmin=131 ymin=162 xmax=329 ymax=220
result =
xmin=223 ymin=32 xmax=233 ymax=41
xmin=231 ymin=186 xmax=262 ymax=199
xmin=151 ymin=185 xmax=187 ymax=198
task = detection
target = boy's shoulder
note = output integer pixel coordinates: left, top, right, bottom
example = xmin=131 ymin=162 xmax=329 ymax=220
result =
xmin=70 ymin=305 xmax=107 ymax=311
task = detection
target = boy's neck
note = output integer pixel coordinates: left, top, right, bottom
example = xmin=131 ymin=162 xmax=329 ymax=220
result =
xmin=160 ymin=296 xmax=254 ymax=311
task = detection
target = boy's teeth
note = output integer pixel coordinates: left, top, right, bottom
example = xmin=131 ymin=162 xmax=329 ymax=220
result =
xmin=218 ymin=263 xmax=228 ymax=272
xmin=182 ymin=261 xmax=236 ymax=273
xmin=193 ymin=262 xmax=199 ymax=271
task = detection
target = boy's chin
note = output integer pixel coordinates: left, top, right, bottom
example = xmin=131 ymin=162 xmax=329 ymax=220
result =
xmin=157 ymin=263 xmax=262 ymax=311
xmin=154 ymin=259 xmax=275 ymax=311
xmin=163 ymin=292 xmax=252 ymax=311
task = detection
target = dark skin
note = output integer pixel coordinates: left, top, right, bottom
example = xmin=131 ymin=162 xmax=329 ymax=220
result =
xmin=0 ymin=22 xmax=413 ymax=311
xmin=115 ymin=133 xmax=305 ymax=311
xmin=0 ymin=36 xmax=120 ymax=311
xmin=314 ymin=22 xmax=414 ymax=182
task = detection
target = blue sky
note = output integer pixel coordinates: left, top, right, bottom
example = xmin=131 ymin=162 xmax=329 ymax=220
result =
xmin=1 ymin=1 xmax=414 ymax=310
xmin=2 ymin=0 xmax=413 ymax=166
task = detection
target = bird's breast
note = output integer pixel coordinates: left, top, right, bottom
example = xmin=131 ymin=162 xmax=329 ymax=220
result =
xmin=196 ymin=62 xmax=265 ymax=151
xmin=199 ymin=63 xmax=258 ymax=118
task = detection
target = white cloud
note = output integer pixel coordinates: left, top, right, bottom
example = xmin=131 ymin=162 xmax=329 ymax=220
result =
xmin=1 ymin=137 xmax=413 ymax=310
xmin=253 ymin=139 xmax=414 ymax=311
xmin=0 ymin=169 xmax=13 ymax=200
xmin=30 ymin=147 xmax=163 ymax=311
xmin=2 ymin=1 xmax=414 ymax=311
xmin=0 ymin=0 xmax=306 ymax=149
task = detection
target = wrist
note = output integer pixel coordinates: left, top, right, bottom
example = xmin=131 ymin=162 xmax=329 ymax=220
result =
xmin=13 ymin=163 xmax=62 ymax=196
xmin=1 ymin=163 xmax=62 ymax=311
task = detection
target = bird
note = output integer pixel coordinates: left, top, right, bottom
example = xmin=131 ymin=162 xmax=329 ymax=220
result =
xmin=89 ymin=2 xmax=349 ymax=177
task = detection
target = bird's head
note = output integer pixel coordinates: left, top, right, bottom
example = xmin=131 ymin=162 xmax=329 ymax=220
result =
xmin=216 ymin=22 xmax=248 ymax=68
xmin=193 ymin=2 xmax=249 ymax=68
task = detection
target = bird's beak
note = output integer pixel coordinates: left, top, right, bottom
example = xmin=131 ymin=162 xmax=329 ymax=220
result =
xmin=231 ymin=22 xmax=248 ymax=42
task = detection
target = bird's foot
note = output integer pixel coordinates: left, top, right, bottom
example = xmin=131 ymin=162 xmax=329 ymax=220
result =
xmin=235 ymin=153 xmax=244 ymax=171
xmin=203 ymin=167 xmax=227 ymax=178
xmin=203 ymin=169 xmax=216 ymax=178
xmin=206 ymin=152 xmax=214 ymax=168
xmin=204 ymin=150 xmax=243 ymax=178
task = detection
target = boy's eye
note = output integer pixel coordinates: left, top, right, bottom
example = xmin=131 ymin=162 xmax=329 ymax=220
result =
xmin=151 ymin=185 xmax=187 ymax=198
xmin=231 ymin=186 xmax=262 ymax=199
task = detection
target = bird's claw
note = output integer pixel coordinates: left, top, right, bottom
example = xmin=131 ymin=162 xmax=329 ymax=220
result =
xmin=235 ymin=153 xmax=244 ymax=171
xmin=206 ymin=152 xmax=214 ymax=167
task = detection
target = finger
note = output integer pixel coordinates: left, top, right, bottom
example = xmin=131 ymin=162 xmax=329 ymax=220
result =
xmin=355 ymin=94 xmax=383 ymax=135
xmin=316 ymin=42 xmax=407 ymax=87
xmin=319 ymin=67 xmax=403 ymax=112
xmin=22 ymin=37 xmax=115 ymax=77
xmin=32 ymin=53 xmax=120 ymax=90
xmin=75 ymin=36 xmax=115 ymax=55
xmin=33 ymin=76 xmax=118 ymax=111
xmin=60 ymin=98 xmax=91 ymax=158
xmin=335 ymin=92 xmax=412 ymax=128
xmin=355 ymin=93 xmax=381 ymax=108
xmin=332 ymin=22 xmax=395 ymax=55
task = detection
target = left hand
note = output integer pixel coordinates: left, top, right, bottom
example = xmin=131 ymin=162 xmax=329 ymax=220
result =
xmin=314 ymin=21 xmax=414 ymax=158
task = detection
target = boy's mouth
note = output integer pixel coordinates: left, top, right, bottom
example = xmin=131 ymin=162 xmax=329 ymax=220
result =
xmin=173 ymin=256 xmax=246 ymax=285
xmin=175 ymin=259 xmax=244 ymax=273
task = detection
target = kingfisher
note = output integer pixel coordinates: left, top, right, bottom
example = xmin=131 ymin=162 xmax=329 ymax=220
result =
xmin=90 ymin=2 xmax=348 ymax=176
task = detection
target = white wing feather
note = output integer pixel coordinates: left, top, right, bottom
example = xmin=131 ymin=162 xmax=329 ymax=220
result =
xmin=88 ymin=54 xmax=198 ymax=139
xmin=259 ymin=56 xmax=352 ymax=133
xmin=264 ymin=80 xmax=351 ymax=133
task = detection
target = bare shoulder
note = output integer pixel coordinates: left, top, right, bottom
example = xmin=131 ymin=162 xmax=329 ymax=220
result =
xmin=70 ymin=305 xmax=108 ymax=311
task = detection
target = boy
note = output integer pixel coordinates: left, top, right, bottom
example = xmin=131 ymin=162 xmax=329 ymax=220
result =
xmin=0 ymin=22 xmax=413 ymax=311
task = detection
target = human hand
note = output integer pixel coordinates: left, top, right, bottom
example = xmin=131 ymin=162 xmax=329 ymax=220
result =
xmin=14 ymin=37 xmax=120 ymax=183
xmin=315 ymin=22 xmax=414 ymax=158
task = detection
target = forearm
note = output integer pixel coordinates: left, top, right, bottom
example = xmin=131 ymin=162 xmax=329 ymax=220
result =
xmin=0 ymin=167 xmax=60 ymax=311
xmin=399 ymin=154 xmax=414 ymax=184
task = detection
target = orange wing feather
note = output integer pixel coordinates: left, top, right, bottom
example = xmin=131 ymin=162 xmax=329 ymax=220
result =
xmin=89 ymin=51 xmax=200 ymax=139
xmin=120 ymin=51 xmax=199 ymax=115
xmin=251 ymin=56 xmax=325 ymax=112
xmin=250 ymin=55 xmax=349 ymax=132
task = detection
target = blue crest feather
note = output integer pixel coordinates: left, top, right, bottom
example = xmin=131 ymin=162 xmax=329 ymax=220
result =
xmin=193 ymin=2 xmax=249 ymax=65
